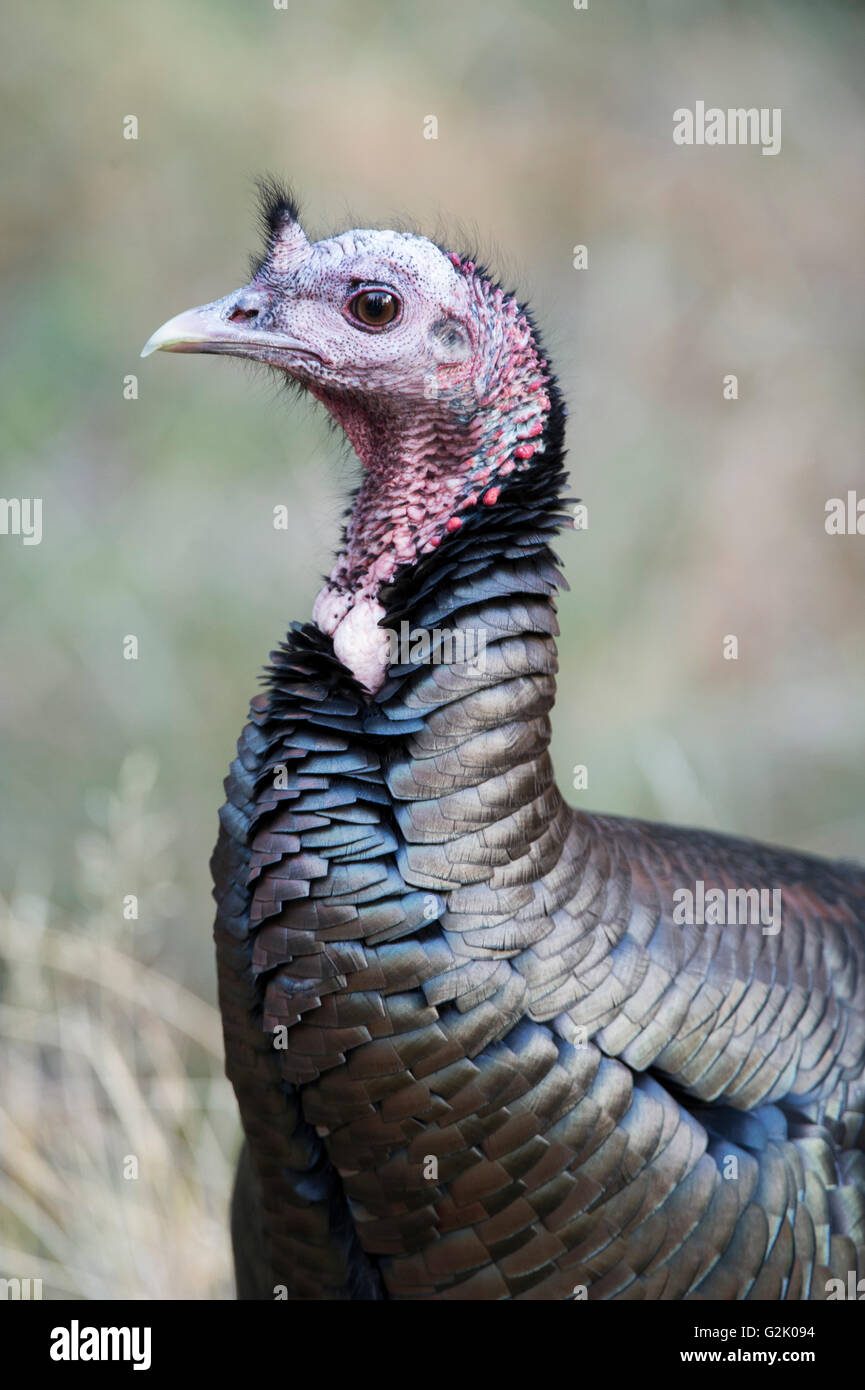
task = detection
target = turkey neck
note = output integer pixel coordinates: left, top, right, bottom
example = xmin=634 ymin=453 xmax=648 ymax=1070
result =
xmin=265 ymin=369 xmax=575 ymax=950
xmin=366 ymin=378 xmax=577 ymax=948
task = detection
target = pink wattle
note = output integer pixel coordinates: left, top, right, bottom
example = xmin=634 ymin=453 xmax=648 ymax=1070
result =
xmin=313 ymin=586 xmax=390 ymax=695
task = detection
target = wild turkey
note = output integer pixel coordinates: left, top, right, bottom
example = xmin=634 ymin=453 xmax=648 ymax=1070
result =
xmin=142 ymin=186 xmax=865 ymax=1301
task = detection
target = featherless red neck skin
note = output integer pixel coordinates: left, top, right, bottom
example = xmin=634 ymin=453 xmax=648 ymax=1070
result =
xmin=141 ymin=187 xmax=553 ymax=692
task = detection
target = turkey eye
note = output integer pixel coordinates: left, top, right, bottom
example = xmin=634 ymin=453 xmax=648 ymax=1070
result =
xmin=349 ymin=290 xmax=400 ymax=328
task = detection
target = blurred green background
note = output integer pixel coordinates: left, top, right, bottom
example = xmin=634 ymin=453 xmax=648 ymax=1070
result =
xmin=1 ymin=0 xmax=863 ymax=1298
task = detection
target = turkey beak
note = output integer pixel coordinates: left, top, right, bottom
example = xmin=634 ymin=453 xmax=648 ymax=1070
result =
xmin=140 ymin=289 xmax=312 ymax=361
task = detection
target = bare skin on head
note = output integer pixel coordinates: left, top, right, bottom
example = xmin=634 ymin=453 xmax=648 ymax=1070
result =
xmin=142 ymin=201 xmax=552 ymax=693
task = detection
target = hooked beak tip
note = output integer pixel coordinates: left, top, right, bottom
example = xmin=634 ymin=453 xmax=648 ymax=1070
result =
xmin=139 ymin=306 xmax=214 ymax=360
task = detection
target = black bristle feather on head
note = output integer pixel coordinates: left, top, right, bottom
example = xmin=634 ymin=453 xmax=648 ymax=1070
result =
xmin=256 ymin=174 xmax=302 ymax=234
xmin=249 ymin=175 xmax=303 ymax=278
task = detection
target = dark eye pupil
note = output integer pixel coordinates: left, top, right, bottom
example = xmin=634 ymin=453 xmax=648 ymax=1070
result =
xmin=364 ymin=294 xmax=388 ymax=319
xmin=355 ymin=291 xmax=396 ymax=325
